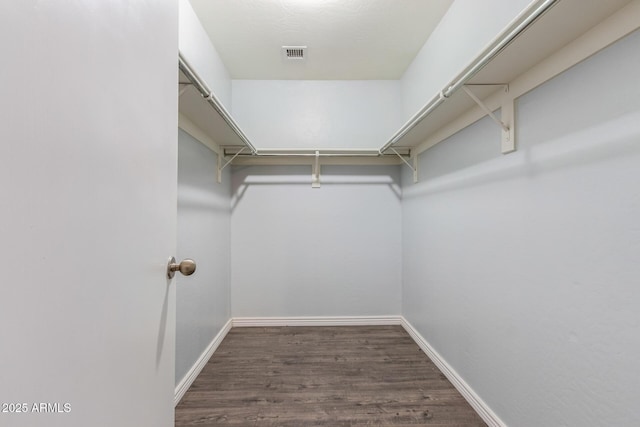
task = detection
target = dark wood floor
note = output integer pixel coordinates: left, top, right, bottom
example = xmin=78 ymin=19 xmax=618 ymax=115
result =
xmin=175 ymin=325 xmax=486 ymax=426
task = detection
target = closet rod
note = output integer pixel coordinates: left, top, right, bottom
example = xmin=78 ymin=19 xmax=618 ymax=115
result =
xmin=256 ymin=148 xmax=382 ymax=153
xmin=224 ymin=147 xmax=410 ymax=157
xmin=178 ymin=53 xmax=257 ymax=154
xmin=254 ymin=148 xmax=386 ymax=157
xmin=253 ymin=153 xmax=382 ymax=157
xmin=379 ymin=0 xmax=559 ymax=154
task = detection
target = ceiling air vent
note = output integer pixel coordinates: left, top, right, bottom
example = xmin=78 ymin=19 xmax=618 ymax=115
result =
xmin=282 ymin=46 xmax=307 ymax=61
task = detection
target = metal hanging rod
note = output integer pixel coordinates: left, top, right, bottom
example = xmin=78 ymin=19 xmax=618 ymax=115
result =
xmin=256 ymin=148 xmax=384 ymax=153
xmin=223 ymin=147 xmax=411 ymax=158
xmin=379 ymin=0 xmax=560 ymax=154
xmin=178 ymin=53 xmax=258 ymax=154
xmin=257 ymin=148 xmax=384 ymax=157
xmin=255 ymin=153 xmax=381 ymax=157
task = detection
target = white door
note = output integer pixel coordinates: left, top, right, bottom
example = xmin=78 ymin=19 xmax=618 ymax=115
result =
xmin=0 ymin=2 xmax=178 ymax=427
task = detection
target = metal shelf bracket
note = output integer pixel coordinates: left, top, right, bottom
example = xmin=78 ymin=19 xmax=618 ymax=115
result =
xmin=390 ymin=148 xmax=418 ymax=183
xmin=462 ymin=84 xmax=516 ymax=154
xmin=217 ymin=147 xmax=246 ymax=183
xmin=501 ymin=88 xmax=516 ymax=154
xmin=312 ymin=151 xmax=321 ymax=188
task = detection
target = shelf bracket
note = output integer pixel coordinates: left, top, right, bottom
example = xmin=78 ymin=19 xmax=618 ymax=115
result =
xmin=501 ymin=89 xmax=516 ymax=154
xmin=462 ymin=85 xmax=515 ymax=154
xmin=311 ymin=150 xmax=321 ymax=188
xmin=217 ymin=147 xmax=246 ymax=183
xmin=391 ymin=148 xmax=418 ymax=183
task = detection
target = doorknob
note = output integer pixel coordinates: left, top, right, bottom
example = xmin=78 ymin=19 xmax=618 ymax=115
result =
xmin=167 ymin=257 xmax=196 ymax=279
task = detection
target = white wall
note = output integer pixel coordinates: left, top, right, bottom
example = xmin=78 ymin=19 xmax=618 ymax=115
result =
xmin=400 ymin=0 xmax=531 ymax=121
xmin=401 ymin=30 xmax=640 ymax=427
xmin=230 ymin=165 xmax=402 ymax=317
xmin=231 ymin=80 xmax=403 ymax=149
xmin=179 ymin=0 xmax=232 ymax=108
xmin=175 ymin=129 xmax=231 ymax=386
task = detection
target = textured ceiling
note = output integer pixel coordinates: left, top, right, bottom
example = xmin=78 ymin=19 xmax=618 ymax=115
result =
xmin=188 ymin=0 xmax=454 ymax=80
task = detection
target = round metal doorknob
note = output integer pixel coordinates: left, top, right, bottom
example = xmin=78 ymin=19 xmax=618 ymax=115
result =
xmin=167 ymin=257 xmax=196 ymax=279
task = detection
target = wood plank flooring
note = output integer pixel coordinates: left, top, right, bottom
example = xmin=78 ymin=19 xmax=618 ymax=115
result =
xmin=175 ymin=325 xmax=486 ymax=426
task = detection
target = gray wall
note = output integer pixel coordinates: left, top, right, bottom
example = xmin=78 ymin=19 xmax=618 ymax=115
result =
xmin=179 ymin=0 xmax=232 ymax=108
xmin=230 ymin=165 xmax=402 ymax=317
xmin=231 ymin=80 xmax=403 ymax=149
xmin=176 ymin=129 xmax=231 ymax=386
xmin=401 ymin=30 xmax=640 ymax=426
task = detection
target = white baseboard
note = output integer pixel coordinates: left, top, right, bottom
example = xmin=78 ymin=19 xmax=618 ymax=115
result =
xmin=232 ymin=315 xmax=403 ymax=327
xmin=174 ymin=318 xmax=232 ymax=407
xmin=400 ymin=317 xmax=507 ymax=427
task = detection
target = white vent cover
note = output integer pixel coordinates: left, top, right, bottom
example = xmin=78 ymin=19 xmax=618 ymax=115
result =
xmin=282 ymin=46 xmax=307 ymax=61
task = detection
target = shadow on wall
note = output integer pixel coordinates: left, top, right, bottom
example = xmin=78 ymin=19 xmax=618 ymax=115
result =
xmin=178 ymin=186 xmax=231 ymax=213
xmin=403 ymin=110 xmax=640 ymax=200
xmin=230 ymin=164 xmax=402 ymax=212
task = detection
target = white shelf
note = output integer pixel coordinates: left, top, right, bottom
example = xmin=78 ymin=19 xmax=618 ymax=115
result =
xmin=391 ymin=0 xmax=635 ymax=152
xmin=178 ymin=0 xmax=638 ymax=163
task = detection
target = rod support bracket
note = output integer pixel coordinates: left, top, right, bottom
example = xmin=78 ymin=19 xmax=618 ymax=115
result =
xmin=217 ymin=147 xmax=246 ymax=183
xmin=501 ymin=86 xmax=516 ymax=154
xmin=216 ymin=151 xmax=222 ymax=183
xmin=311 ymin=151 xmax=321 ymax=188
xmin=390 ymin=148 xmax=418 ymax=183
